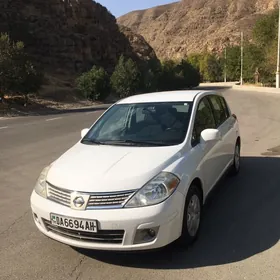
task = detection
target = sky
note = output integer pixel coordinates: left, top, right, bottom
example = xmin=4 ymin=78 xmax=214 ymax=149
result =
xmin=95 ymin=0 xmax=178 ymax=18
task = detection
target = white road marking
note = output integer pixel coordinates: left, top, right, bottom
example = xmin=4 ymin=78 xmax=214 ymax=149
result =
xmin=0 ymin=126 xmax=8 ymax=130
xmin=0 ymin=116 xmax=26 ymax=121
xmin=24 ymin=122 xmax=40 ymax=126
xmin=86 ymin=111 xmax=97 ymax=115
xmin=46 ymin=117 xmax=62 ymax=122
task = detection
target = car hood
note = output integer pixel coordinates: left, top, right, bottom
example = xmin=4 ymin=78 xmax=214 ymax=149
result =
xmin=47 ymin=142 xmax=182 ymax=192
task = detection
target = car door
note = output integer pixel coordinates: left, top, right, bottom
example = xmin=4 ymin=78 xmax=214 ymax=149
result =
xmin=219 ymin=96 xmax=239 ymax=166
xmin=191 ymin=97 xmax=222 ymax=194
xmin=207 ymin=95 xmax=236 ymax=175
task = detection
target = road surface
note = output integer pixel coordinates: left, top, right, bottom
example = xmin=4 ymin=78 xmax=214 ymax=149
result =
xmin=1 ymin=87 xmax=280 ymax=280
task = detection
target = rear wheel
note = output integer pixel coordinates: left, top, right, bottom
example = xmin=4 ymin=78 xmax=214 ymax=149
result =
xmin=177 ymin=184 xmax=202 ymax=248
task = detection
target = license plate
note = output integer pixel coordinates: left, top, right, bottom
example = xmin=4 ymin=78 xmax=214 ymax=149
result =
xmin=50 ymin=214 xmax=98 ymax=233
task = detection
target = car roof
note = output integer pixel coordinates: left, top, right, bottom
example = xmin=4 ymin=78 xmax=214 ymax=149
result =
xmin=117 ymin=90 xmax=218 ymax=104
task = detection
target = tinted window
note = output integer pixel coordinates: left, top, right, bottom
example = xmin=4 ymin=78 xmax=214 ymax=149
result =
xmin=192 ymin=97 xmax=216 ymax=146
xmin=82 ymin=102 xmax=193 ymax=146
xmin=219 ymin=96 xmax=230 ymax=118
xmin=208 ymin=95 xmax=228 ymax=127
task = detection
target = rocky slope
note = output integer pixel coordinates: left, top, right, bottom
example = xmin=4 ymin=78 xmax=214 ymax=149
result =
xmin=119 ymin=25 xmax=157 ymax=62
xmin=118 ymin=0 xmax=277 ymax=60
xmin=0 ymin=0 xmax=156 ymax=76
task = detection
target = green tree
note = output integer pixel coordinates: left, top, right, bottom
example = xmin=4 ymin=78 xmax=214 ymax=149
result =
xmin=187 ymin=53 xmax=202 ymax=71
xmin=261 ymin=41 xmax=277 ymax=85
xmin=76 ymin=66 xmax=110 ymax=101
xmin=175 ymin=59 xmax=201 ymax=88
xmin=225 ymin=46 xmax=241 ymax=81
xmin=253 ymin=9 xmax=278 ymax=47
xmin=251 ymin=9 xmax=278 ymax=85
xmin=0 ymin=33 xmax=43 ymax=98
xmin=158 ymin=59 xmax=200 ymax=91
xmin=158 ymin=60 xmax=177 ymax=91
xmin=199 ymin=53 xmax=223 ymax=82
xmin=140 ymin=58 xmax=161 ymax=92
xmin=111 ymin=55 xmax=141 ymax=98
xmin=243 ymin=43 xmax=265 ymax=82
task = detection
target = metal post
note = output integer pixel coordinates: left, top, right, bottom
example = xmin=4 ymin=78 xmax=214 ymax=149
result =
xmin=276 ymin=0 xmax=280 ymax=88
xmin=240 ymin=31 xmax=244 ymax=86
xmin=224 ymin=47 xmax=227 ymax=83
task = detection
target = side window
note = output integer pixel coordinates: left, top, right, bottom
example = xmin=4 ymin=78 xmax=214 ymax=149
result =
xmin=219 ymin=96 xmax=230 ymax=118
xmin=208 ymin=95 xmax=228 ymax=127
xmin=192 ymin=97 xmax=216 ymax=146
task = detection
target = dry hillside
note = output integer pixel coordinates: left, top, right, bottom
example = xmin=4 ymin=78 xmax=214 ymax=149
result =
xmin=0 ymin=0 xmax=157 ymax=76
xmin=118 ymin=0 xmax=277 ymax=60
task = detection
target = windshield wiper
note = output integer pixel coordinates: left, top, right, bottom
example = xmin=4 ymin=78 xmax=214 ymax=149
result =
xmin=82 ymin=139 xmax=171 ymax=146
xmin=81 ymin=139 xmax=107 ymax=145
xmin=104 ymin=140 xmax=168 ymax=146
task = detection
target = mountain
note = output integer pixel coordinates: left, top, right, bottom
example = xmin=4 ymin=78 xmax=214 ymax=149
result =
xmin=0 ymin=0 xmax=157 ymax=76
xmin=119 ymin=25 xmax=157 ymax=62
xmin=118 ymin=0 xmax=277 ymax=60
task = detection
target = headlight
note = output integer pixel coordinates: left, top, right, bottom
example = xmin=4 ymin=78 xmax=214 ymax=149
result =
xmin=124 ymin=172 xmax=180 ymax=208
xmin=34 ymin=165 xmax=51 ymax=198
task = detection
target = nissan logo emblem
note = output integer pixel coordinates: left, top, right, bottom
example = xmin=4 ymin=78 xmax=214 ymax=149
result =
xmin=73 ymin=196 xmax=85 ymax=208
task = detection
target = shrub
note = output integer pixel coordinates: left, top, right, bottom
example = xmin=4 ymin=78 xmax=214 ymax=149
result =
xmin=158 ymin=59 xmax=200 ymax=91
xmin=199 ymin=54 xmax=223 ymax=82
xmin=0 ymin=33 xmax=43 ymax=98
xmin=110 ymin=55 xmax=141 ymax=98
xmin=76 ymin=66 xmax=110 ymax=101
xmin=187 ymin=53 xmax=223 ymax=82
xmin=157 ymin=60 xmax=177 ymax=91
xmin=139 ymin=58 xmax=162 ymax=93
xmin=175 ymin=59 xmax=201 ymax=88
xmin=253 ymin=9 xmax=278 ymax=48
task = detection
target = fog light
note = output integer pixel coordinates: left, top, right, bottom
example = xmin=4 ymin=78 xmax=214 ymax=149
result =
xmin=133 ymin=227 xmax=159 ymax=244
xmin=33 ymin=213 xmax=40 ymax=224
xmin=148 ymin=229 xmax=156 ymax=238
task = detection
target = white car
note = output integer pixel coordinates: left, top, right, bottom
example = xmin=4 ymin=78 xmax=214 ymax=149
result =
xmin=30 ymin=90 xmax=241 ymax=251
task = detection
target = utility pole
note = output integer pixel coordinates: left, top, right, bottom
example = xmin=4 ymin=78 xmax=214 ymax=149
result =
xmin=224 ymin=47 xmax=227 ymax=83
xmin=276 ymin=0 xmax=280 ymax=88
xmin=240 ymin=31 xmax=244 ymax=86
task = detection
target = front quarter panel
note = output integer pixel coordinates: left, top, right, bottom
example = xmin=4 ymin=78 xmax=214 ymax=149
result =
xmin=163 ymin=147 xmax=206 ymax=201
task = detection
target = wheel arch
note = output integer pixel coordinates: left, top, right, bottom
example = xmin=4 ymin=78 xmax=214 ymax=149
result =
xmin=236 ymin=136 xmax=241 ymax=148
xmin=190 ymin=177 xmax=204 ymax=203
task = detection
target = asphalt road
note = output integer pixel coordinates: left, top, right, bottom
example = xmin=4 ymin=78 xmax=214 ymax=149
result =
xmin=1 ymin=87 xmax=280 ymax=280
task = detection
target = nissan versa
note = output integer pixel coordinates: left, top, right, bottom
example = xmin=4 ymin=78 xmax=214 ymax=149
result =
xmin=30 ymin=90 xmax=241 ymax=251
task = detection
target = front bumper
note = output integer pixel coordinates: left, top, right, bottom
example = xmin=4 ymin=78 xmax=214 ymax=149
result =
xmin=30 ymin=190 xmax=185 ymax=251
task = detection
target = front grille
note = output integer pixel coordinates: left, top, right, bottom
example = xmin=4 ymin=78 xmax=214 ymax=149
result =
xmin=46 ymin=182 xmax=136 ymax=209
xmin=87 ymin=190 xmax=135 ymax=208
xmin=47 ymin=183 xmax=71 ymax=207
xmin=43 ymin=219 xmax=124 ymax=244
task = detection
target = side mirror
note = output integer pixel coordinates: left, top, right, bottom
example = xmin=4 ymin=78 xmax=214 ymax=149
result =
xmin=81 ymin=128 xmax=89 ymax=138
xmin=201 ymin=128 xmax=221 ymax=143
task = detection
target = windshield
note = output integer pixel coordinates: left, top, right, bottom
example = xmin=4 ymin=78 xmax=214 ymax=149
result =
xmin=82 ymin=102 xmax=193 ymax=147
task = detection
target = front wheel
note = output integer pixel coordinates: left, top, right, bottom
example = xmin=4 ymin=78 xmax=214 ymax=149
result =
xmin=176 ymin=184 xmax=202 ymax=248
xmin=229 ymin=141 xmax=241 ymax=176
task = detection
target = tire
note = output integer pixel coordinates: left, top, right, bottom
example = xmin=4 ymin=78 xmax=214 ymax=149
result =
xmin=176 ymin=184 xmax=203 ymax=248
xmin=229 ymin=141 xmax=241 ymax=176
